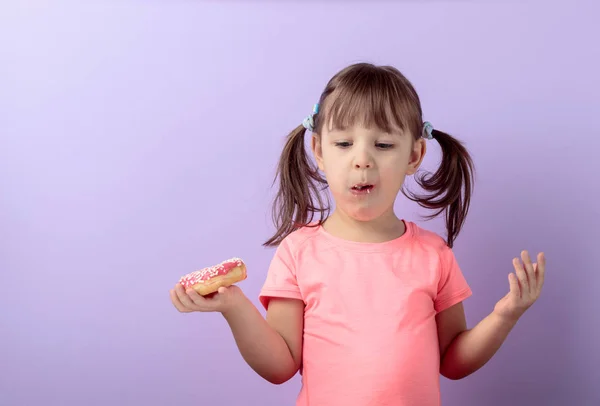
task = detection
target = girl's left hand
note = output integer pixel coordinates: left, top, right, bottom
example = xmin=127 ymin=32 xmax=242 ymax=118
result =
xmin=493 ymin=250 xmax=546 ymax=322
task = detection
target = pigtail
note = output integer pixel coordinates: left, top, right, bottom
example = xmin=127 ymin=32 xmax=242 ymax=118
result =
xmin=404 ymin=129 xmax=475 ymax=248
xmin=263 ymin=124 xmax=330 ymax=247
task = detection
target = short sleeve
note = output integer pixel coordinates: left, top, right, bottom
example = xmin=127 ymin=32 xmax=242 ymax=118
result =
xmin=258 ymin=238 xmax=303 ymax=310
xmin=434 ymin=245 xmax=472 ymax=313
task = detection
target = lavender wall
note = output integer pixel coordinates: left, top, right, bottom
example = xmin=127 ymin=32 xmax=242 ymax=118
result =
xmin=1 ymin=1 xmax=599 ymax=405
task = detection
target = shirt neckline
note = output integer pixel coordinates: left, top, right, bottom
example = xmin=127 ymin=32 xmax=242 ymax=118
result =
xmin=315 ymin=219 xmax=414 ymax=253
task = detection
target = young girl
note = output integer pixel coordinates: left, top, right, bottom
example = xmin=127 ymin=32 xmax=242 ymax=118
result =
xmin=170 ymin=63 xmax=546 ymax=406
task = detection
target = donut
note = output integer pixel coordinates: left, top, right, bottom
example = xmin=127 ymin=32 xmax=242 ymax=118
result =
xmin=179 ymin=257 xmax=247 ymax=296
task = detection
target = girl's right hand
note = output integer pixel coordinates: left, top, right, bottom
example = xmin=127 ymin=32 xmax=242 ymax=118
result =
xmin=170 ymin=283 xmax=246 ymax=314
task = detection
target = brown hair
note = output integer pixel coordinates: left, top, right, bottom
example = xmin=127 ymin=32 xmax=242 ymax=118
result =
xmin=264 ymin=63 xmax=474 ymax=248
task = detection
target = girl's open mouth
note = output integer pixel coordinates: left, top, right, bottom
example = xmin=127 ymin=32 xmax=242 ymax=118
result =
xmin=351 ymin=184 xmax=374 ymax=195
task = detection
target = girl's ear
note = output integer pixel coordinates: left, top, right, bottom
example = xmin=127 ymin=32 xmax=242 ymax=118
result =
xmin=406 ymin=138 xmax=426 ymax=175
xmin=311 ymin=134 xmax=324 ymax=171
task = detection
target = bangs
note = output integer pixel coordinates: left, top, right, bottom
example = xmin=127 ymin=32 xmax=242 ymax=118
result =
xmin=316 ymin=65 xmax=421 ymax=136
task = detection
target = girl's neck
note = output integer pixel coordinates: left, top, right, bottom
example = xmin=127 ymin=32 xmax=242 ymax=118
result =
xmin=322 ymin=209 xmax=406 ymax=244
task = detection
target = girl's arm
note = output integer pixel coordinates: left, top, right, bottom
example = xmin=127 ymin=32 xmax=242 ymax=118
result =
xmin=171 ymin=283 xmax=304 ymax=385
xmin=436 ymin=302 xmax=517 ymax=380
xmin=222 ymin=295 xmax=304 ymax=384
xmin=437 ymin=251 xmax=546 ymax=380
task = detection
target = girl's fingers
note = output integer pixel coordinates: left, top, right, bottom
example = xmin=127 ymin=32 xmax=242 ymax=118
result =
xmin=171 ymin=283 xmax=232 ymax=313
xmin=186 ymin=288 xmax=215 ymax=311
xmin=170 ymin=288 xmax=190 ymax=312
xmin=175 ymin=283 xmax=199 ymax=310
xmin=536 ymin=252 xmax=546 ymax=294
xmin=513 ymin=257 xmax=528 ymax=296
xmin=521 ymin=250 xmax=536 ymax=293
xmin=508 ymin=272 xmax=520 ymax=298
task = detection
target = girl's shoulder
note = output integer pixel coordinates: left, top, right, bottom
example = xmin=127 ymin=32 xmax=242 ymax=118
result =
xmin=407 ymin=221 xmax=449 ymax=250
xmin=291 ymin=223 xmax=322 ymax=242
xmin=272 ymin=223 xmax=322 ymax=253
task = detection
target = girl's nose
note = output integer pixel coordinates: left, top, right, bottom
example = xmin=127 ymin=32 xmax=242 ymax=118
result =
xmin=353 ymin=152 xmax=373 ymax=169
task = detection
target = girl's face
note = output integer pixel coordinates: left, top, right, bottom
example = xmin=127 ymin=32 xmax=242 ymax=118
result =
xmin=312 ymin=125 xmax=426 ymax=222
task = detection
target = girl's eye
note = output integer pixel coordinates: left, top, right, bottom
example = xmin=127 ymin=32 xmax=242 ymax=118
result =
xmin=333 ymin=142 xmax=394 ymax=149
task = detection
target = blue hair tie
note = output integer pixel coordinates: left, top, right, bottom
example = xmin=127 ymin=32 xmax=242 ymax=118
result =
xmin=422 ymin=121 xmax=434 ymax=139
xmin=302 ymin=103 xmax=320 ymax=132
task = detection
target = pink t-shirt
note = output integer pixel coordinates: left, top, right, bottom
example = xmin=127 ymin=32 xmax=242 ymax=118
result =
xmin=259 ymin=221 xmax=472 ymax=406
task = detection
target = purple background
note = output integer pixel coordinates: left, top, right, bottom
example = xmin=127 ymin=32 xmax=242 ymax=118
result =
xmin=1 ymin=1 xmax=599 ymax=405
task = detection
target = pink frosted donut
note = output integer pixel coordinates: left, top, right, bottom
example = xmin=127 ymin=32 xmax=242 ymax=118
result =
xmin=179 ymin=257 xmax=247 ymax=296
